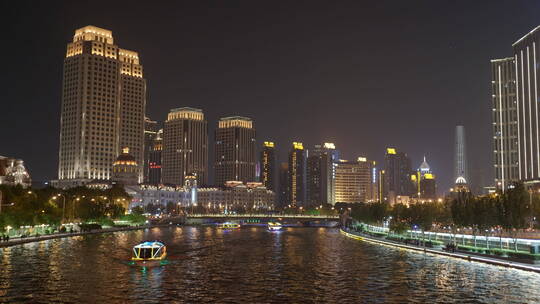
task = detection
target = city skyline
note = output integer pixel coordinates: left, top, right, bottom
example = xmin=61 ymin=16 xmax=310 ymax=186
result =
xmin=4 ymin=2 xmax=540 ymax=193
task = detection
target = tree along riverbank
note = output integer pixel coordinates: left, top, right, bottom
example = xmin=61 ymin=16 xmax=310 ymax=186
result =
xmin=0 ymin=224 xmax=170 ymax=248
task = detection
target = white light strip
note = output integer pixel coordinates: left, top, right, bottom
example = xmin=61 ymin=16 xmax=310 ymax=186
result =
xmin=535 ymin=42 xmax=540 ymax=177
xmin=522 ymin=51 xmax=528 ymax=179
xmin=528 ymin=47 xmax=534 ymax=177
xmin=516 ymin=55 xmax=522 ymax=179
xmin=498 ymin=65 xmax=505 ymax=191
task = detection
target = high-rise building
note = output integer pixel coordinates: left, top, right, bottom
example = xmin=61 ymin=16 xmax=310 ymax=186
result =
xmin=513 ymin=26 xmax=540 ymax=183
xmin=306 ymin=143 xmax=339 ymax=206
xmin=148 ymin=129 xmax=163 ymax=185
xmin=288 ymin=142 xmax=306 ymax=207
xmin=411 ymin=156 xmax=437 ymax=199
xmin=215 ymin=116 xmax=256 ymax=185
xmin=57 ymin=25 xmax=146 ymax=187
xmin=260 ymin=141 xmax=276 ymax=191
xmin=162 ymin=107 xmax=208 ymax=186
xmin=278 ymin=162 xmax=290 ymax=208
xmin=454 ymin=126 xmax=468 ymax=185
xmin=143 ymin=117 xmax=158 ymax=183
xmin=384 ymin=148 xmax=413 ymax=203
xmin=335 ymin=157 xmax=376 ymax=203
xmin=491 ymin=58 xmax=519 ymax=191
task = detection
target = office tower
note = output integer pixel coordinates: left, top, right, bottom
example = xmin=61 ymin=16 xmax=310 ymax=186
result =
xmin=215 ymin=116 xmax=256 ymax=185
xmin=454 ymin=126 xmax=468 ymax=185
xmin=143 ymin=117 xmax=158 ymax=183
xmin=491 ymin=58 xmax=519 ymax=191
xmin=148 ymin=129 xmax=163 ymax=184
xmin=162 ymin=107 xmax=208 ymax=186
xmin=288 ymin=142 xmax=306 ymax=207
xmin=335 ymin=157 xmax=376 ymax=203
xmin=412 ymin=156 xmax=437 ymax=199
xmin=306 ymin=143 xmax=339 ymax=206
xmin=383 ymin=148 xmax=413 ymax=203
xmin=279 ymin=162 xmax=290 ymax=208
xmin=513 ymin=26 xmax=540 ymax=182
xmin=260 ymin=141 xmax=276 ymax=191
xmin=57 ymin=25 xmax=146 ymax=187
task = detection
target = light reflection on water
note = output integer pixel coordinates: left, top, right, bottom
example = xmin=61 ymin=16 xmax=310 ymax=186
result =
xmin=0 ymin=227 xmax=539 ymax=303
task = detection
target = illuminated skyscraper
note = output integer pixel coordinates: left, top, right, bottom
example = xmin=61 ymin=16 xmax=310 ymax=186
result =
xmin=143 ymin=117 xmax=158 ymax=183
xmin=215 ymin=116 xmax=256 ymax=185
xmin=279 ymin=162 xmax=290 ymax=207
xmin=260 ymin=141 xmax=276 ymax=191
xmin=306 ymin=143 xmax=339 ymax=206
xmin=513 ymin=26 xmax=540 ymax=182
xmin=383 ymin=148 xmax=413 ymax=203
xmin=491 ymin=58 xmax=519 ymax=191
xmin=162 ymin=107 xmax=208 ymax=186
xmin=411 ymin=156 xmax=437 ymax=199
xmin=148 ymin=129 xmax=163 ymax=185
xmin=288 ymin=142 xmax=306 ymax=207
xmin=57 ymin=25 xmax=146 ymax=187
xmin=454 ymin=126 xmax=468 ymax=185
xmin=335 ymin=157 xmax=376 ymax=203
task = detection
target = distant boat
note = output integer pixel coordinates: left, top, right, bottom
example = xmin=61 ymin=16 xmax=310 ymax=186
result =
xmin=218 ymin=222 xmax=241 ymax=229
xmin=267 ymin=222 xmax=283 ymax=231
xmin=131 ymin=241 xmax=167 ymax=266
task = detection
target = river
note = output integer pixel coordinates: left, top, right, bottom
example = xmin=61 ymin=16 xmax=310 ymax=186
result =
xmin=1 ymin=226 xmax=539 ymax=303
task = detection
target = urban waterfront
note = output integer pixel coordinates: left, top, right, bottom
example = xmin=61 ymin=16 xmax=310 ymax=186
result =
xmin=1 ymin=227 xmax=539 ymax=303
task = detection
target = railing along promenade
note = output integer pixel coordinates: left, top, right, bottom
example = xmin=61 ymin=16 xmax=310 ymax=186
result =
xmin=186 ymin=213 xmax=339 ymax=219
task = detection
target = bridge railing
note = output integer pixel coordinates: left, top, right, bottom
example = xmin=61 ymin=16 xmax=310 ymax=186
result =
xmin=186 ymin=213 xmax=339 ymax=219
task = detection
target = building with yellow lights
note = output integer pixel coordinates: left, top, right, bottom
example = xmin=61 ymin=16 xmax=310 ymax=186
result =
xmin=260 ymin=141 xmax=276 ymax=192
xmin=56 ymin=25 xmax=146 ymax=188
xmin=306 ymin=143 xmax=340 ymax=206
xmin=334 ymin=157 xmax=377 ymax=203
xmin=384 ymin=148 xmax=414 ymax=204
xmin=112 ymin=147 xmax=139 ymax=186
xmin=162 ymin=107 xmax=208 ymax=186
xmin=288 ymin=142 xmax=306 ymax=206
xmin=148 ymin=129 xmax=163 ymax=184
xmin=215 ymin=116 xmax=256 ymax=185
xmin=412 ymin=156 xmax=437 ymax=199
xmin=143 ymin=117 xmax=159 ymax=183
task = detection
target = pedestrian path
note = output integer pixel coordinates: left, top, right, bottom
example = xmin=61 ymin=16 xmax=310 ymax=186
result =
xmin=340 ymin=229 xmax=540 ymax=274
xmin=0 ymin=225 xmax=154 ymax=248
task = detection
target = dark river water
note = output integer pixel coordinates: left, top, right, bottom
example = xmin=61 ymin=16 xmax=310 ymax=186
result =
xmin=1 ymin=226 xmax=540 ymax=303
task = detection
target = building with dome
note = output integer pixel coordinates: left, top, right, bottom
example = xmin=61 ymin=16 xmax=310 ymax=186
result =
xmin=411 ymin=156 xmax=437 ymax=200
xmin=0 ymin=156 xmax=32 ymax=188
xmin=112 ymin=147 xmax=140 ymax=186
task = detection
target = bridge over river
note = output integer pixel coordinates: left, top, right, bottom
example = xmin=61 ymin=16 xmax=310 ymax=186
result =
xmin=184 ymin=213 xmax=340 ymax=226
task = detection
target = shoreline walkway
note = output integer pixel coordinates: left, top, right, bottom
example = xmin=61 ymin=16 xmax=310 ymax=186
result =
xmin=0 ymin=225 xmax=160 ymax=248
xmin=340 ymin=228 xmax=540 ymax=274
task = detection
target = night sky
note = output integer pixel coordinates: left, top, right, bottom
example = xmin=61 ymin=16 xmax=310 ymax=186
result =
xmin=2 ymin=1 xmax=540 ymax=193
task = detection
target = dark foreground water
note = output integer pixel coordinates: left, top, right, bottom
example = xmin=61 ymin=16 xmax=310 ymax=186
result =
xmin=1 ymin=227 xmax=540 ymax=303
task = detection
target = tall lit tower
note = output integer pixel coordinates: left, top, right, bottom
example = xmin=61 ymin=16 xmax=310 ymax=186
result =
xmin=513 ymin=26 xmax=540 ymax=182
xmin=162 ymin=107 xmax=208 ymax=186
xmin=260 ymin=141 xmax=276 ymax=191
xmin=57 ymin=25 xmax=146 ymax=187
xmin=143 ymin=117 xmax=158 ymax=183
xmin=491 ymin=58 xmax=519 ymax=191
xmin=306 ymin=143 xmax=339 ymax=206
xmin=214 ymin=116 xmax=256 ymax=185
xmin=383 ymin=148 xmax=412 ymax=203
xmin=288 ymin=142 xmax=306 ymax=207
xmin=454 ymin=125 xmax=468 ymax=185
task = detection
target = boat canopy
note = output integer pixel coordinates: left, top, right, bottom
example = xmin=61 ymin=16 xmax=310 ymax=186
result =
xmin=133 ymin=241 xmax=166 ymax=260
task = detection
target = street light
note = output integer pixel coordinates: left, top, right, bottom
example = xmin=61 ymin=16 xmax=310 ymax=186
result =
xmin=52 ymin=193 xmax=66 ymax=223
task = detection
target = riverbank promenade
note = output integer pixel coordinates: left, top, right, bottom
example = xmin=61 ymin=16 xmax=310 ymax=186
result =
xmin=340 ymin=228 xmax=540 ymax=274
